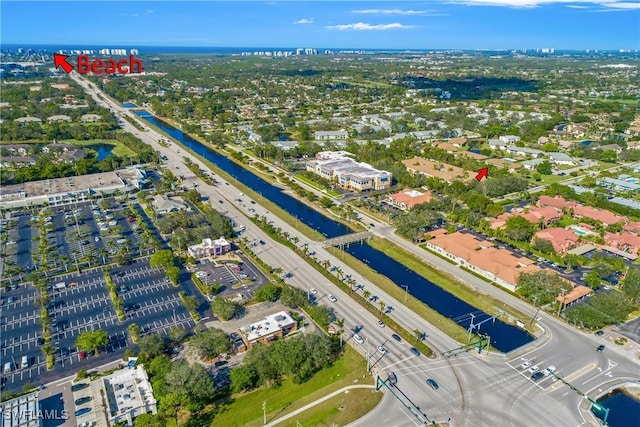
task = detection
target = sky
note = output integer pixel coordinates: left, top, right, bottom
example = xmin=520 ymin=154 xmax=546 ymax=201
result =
xmin=1 ymin=1 xmax=639 ymax=50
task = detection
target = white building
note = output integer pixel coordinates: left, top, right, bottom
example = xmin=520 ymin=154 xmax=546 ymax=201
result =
xmin=314 ymin=130 xmax=348 ymax=140
xmin=506 ymin=146 xmax=543 ymax=158
xmin=151 ymin=194 xmax=187 ymax=215
xmin=546 ymin=152 xmax=575 ymax=165
xmin=188 ymin=237 xmax=232 ymax=259
xmin=306 ymin=152 xmax=392 ymax=191
xmin=0 ymin=390 xmax=42 ymax=427
xmin=499 ymin=135 xmax=521 ymax=143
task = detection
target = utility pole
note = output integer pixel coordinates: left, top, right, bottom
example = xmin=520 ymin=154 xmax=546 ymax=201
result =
xmin=366 ymin=338 xmax=371 ymax=372
xmin=402 ymin=285 xmax=409 ymax=303
xmin=557 ymin=290 xmax=567 ymax=316
xmin=262 ymin=401 xmax=267 ymax=425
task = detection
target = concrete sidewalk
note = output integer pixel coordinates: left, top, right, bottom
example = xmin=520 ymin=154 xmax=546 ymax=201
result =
xmin=265 ymin=384 xmax=377 ymax=426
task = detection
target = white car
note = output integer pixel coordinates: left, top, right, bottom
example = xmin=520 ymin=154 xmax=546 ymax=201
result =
xmin=195 ymin=271 xmax=208 ymax=278
xmin=528 ymin=365 xmax=539 ymax=374
xmin=377 ymin=320 xmax=385 ymax=328
xmin=327 ymin=295 xmax=337 ymax=302
xmin=377 ymin=345 xmax=387 ymax=355
xmin=310 ymin=288 xmax=318 ymax=295
xmin=544 ymin=366 xmax=556 ymax=376
xmin=353 ymin=334 xmax=364 ymax=344
xmin=520 ymin=361 xmax=531 ymax=369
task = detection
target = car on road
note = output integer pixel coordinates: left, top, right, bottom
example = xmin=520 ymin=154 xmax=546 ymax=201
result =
xmin=369 ymin=223 xmax=375 ymax=227
xmin=594 ymin=330 xmax=604 ymax=336
xmin=79 ymin=351 xmax=87 ymax=360
xmin=74 ymin=408 xmax=92 ymax=417
xmin=597 ymin=345 xmax=606 ymax=352
xmin=377 ymin=320 xmax=385 ymax=328
xmin=71 ymin=383 xmax=89 ymax=392
xmin=426 ymin=378 xmax=439 ymax=390
xmin=259 ymin=240 xmax=266 ymax=245
xmin=409 ymin=347 xmax=420 ymax=357
xmin=520 ymin=361 xmax=531 ymax=369
xmin=218 ymin=200 xmax=224 ymax=203
xmin=528 ymin=365 xmax=539 ymax=373
xmin=327 ymin=295 xmax=337 ymax=302
xmin=353 ymin=334 xmax=364 ymax=344
xmin=391 ymin=334 xmax=402 ymax=342
xmin=377 ymin=345 xmax=387 ymax=354
xmin=544 ymin=366 xmax=556 ymax=376
xmin=75 ymin=397 xmax=92 ymax=405
xmin=531 ymin=372 xmax=545 ymax=381
xmin=310 ymin=288 xmax=317 ymax=295
xmin=95 ymin=236 xmax=100 ymax=242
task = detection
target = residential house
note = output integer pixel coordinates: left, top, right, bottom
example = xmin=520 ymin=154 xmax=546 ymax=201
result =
xmin=603 ymin=232 xmax=640 ymax=256
xmin=546 ymin=152 xmax=575 ymax=165
xmin=41 ymin=143 xmax=74 ymax=154
xmin=314 ymin=130 xmax=348 ymax=140
xmin=599 ymin=144 xmax=623 ymax=154
xmin=80 ymin=113 xmax=102 ymax=122
xmin=488 ymin=139 xmax=508 ymax=150
xmin=485 ymin=158 xmax=521 ymax=172
xmin=57 ymin=149 xmax=86 ymax=163
xmin=499 ymin=135 xmax=521 ymax=144
xmin=506 ymin=146 xmax=543 ymax=158
xmin=448 ymin=137 xmax=467 ymax=147
xmin=187 ymin=237 xmax=231 ymax=259
xmin=571 ymin=205 xmax=627 ymax=226
xmin=523 ymin=158 xmax=546 ymax=170
xmin=410 ymin=130 xmax=439 ymax=140
xmin=425 ymin=231 xmax=539 ymax=292
xmin=151 ymin=194 xmax=188 ymax=215
xmin=269 ymin=140 xmax=299 ymax=150
xmin=533 ymin=228 xmax=580 ymax=253
xmin=384 ymin=189 xmax=432 ymax=211
xmin=47 ymin=115 xmax=71 ymax=123
xmin=2 ymin=144 xmax=30 ymax=156
xmin=14 ymin=116 xmax=42 ymax=124
xmin=0 ymin=156 xmax=37 ymax=168
xmin=537 ymin=195 xmax=574 ymax=211
xmin=403 ymin=157 xmax=474 ymax=182
xmin=598 ymin=177 xmax=640 ymax=192
xmin=238 ymin=311 xmax=298 ymax=349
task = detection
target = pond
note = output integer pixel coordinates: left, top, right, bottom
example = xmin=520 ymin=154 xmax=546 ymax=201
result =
xmin=88 ymin=143 xmax=115 ymax=161
xmin=592 ymin=388 xmax=640 ymax=427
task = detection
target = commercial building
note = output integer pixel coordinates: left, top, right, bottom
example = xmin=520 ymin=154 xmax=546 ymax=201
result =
xmin=425 ymin=230 xmax=539 ymax=292
xmin=306 ymin=152 xmax=392 ymax=191
xmin=71 ymin=361 xmax=157 ymax=427
xmin=0 ymin=167 xmax=146 ymax=209
xmin=187 ymin=237 xmax=232 ymax=259
xmin=238 ymin=311 xmax=298 ymax=349
xmin=0 ymin=390 xmax=42 ymax=427
xmin=151 ymin=194 xmax=187 ymax=215
xmin=384 ymin=189 xmax=432 ymax=211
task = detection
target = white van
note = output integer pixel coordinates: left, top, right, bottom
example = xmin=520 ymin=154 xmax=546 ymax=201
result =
xmin=21 ymin=356 xmax=29 ymax=369
xmin=54 ymin=282 xmax=66 ymax=290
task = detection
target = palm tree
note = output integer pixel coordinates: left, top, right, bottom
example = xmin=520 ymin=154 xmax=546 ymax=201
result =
xmin=291 ymin=236 xmax=299 ymax=246
xmin=335 ymin=267 xmax=344 ymax=281
xmin=321 ymin=260 xmax=331 ymax=270
xmin=363 ymin=290 xmax=371 ymax=301
xmin=347 ymin=278 xmax=357 ymax=293
xmin=414 ymin=328 xmax=422 ymax=343
xmin=378 ymin=300 xmax=385 ymax=316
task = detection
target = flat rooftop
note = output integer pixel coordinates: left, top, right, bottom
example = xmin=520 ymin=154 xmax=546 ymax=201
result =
xmin=1 ymin=171 xmax=124 ymax=199
xmin=240 ymin=311 xmax=296 ymax=342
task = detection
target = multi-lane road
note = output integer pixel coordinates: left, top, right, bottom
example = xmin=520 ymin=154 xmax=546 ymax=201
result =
xmin=71 ymin=73 xmax=639 ymax=426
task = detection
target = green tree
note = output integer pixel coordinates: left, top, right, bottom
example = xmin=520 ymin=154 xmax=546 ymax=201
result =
xmin=138 ymin=333 xmax=166 ymax=359
xmin=149 ymin=250 xmax=175 ymax=269
xmin=599 ymin=149 xmax=618 ymax=163
xmin=254 ymin=282 xmax=281 ymax=302
xmin=532 ymin=238 xmax=555 ymax=254
xmin=280 ymin=285 xmax=309 ymax=308
xmin=623 ymin=267 xmax=640 ymax=303
xmin=230 ymin=365 xmax=258 ymax=393
xmin=168 ymin=326 xmax=188 ymax=343
xmin=536 ymin=160 xmax=553 ymax=175
xmin=517 ymin=270 xmax=572 ymax=305
xmin=212 ymin=297 xmax=240 ymax=321
xmin=75 ymin=330 xmax=109 ymax=355
xmin=504 ymin=215 xmax=537 ymax=242
xmin=189 ymin=328 xmax=231 ymax=360
xmin=182 ymin=295 xmax=200 ymax=313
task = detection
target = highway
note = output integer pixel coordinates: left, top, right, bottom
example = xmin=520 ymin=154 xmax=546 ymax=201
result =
xmin=70 ymin=73 xmax=638 ymax=426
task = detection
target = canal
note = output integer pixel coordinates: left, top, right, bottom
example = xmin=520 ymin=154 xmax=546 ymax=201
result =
xmin=134 ymin=110 xmax=533 ymax=352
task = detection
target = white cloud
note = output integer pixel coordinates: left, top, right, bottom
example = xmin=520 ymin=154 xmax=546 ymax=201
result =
xmin=352 ymin=8 xmax=436 ymax=15
xmin=294 ymin=18 xmax=314 ymax=24
xmin=144 ymin=9 xmax=153 ymax=15
xmin=326 ymin=22 xmax=418 ymax=31
xmin=444 ymin=0 xmax=639 ymax=8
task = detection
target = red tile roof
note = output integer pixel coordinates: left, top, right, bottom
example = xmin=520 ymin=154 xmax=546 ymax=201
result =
xmin=534 ymin=228 xmax=580 ymax=253
xmin=557 ymin=285 xmax=592 ymax=305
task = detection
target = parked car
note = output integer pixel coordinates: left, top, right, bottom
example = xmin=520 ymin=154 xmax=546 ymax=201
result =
xmin=71 ymin=383 xmax=89 ymax=392
xmin=74 ymin=408 xmax=92 ymax=417
xmin=426 ymin=378 xmax=439 ymax=390
xmin=520 ymin=361 xmax=531 ymax=369
xmin=531 ymin=372 xmax=545 ymax=381
xmin=544 ymin=366 xmax=557 ymax=376
xmin=528 ymin=365 xmax=539 ymax=373
xmin=594 ymin=330 xmax=604 ymax=336
xmin=75 ymin=396 xmax=92 ymax=405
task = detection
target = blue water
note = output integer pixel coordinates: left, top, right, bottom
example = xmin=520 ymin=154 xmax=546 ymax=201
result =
xmin=89 ymin=143 xmax=115 ymax=161
xmin=135 ymin=110 xmax=534 ymax=352
xmin=122 ymin=102 xmax=137 ymax=108
xmin=593 ymin=388 xmax=640 ymax=427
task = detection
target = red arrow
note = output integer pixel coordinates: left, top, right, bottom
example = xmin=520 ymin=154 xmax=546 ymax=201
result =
xmin=475 ymin=167 xmax=488 ymax=181
xmin=53 ymin=54 xmax=73 ymax=73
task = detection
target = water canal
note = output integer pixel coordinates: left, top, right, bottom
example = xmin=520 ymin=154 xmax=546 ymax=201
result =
xmin=134 ymin=110 xmax=533 ymax=352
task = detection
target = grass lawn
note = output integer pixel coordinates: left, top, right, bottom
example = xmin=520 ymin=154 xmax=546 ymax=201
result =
xmin=192 ymin=347 xmax=381 ymax=427
xmin=294 ymin=173 xmax=343 ymax=199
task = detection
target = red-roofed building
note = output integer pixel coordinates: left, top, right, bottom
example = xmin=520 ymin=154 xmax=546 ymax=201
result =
xmin=557 ymin=285 xmax=593 ymax=308
xmin=603 ymin=232 xmax=640 ymax=256
xmin=533 ymin=228 xmax=580 ymax=253
xmin=384 ymin=189 xmax=433 ymax=211
xmin=624 ymin=221 xmax=640 ymax=233
xmin=537 ymin=195 xmax=575 ymax=211
xmin=426 ymin=231 xmax=539 ymax=292
xmin=572 ymin=205 xmax=627 ymax=226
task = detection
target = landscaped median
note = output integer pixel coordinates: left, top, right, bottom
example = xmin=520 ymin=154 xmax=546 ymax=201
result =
xmin=178 ymin=291 xmax=201 ymax=322
xmin=103 ymin=271 xmax=126 ymax=321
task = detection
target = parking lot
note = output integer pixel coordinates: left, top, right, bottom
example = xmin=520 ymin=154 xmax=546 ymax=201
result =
xmin=0 ymin=258 xmax=195 ymax=394
xmin=192 ymin=252 xmax=268 ymax=301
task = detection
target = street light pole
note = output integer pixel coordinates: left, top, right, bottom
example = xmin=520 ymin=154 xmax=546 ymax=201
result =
xmin=401 ymin=285 xmax=409 ymax=303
